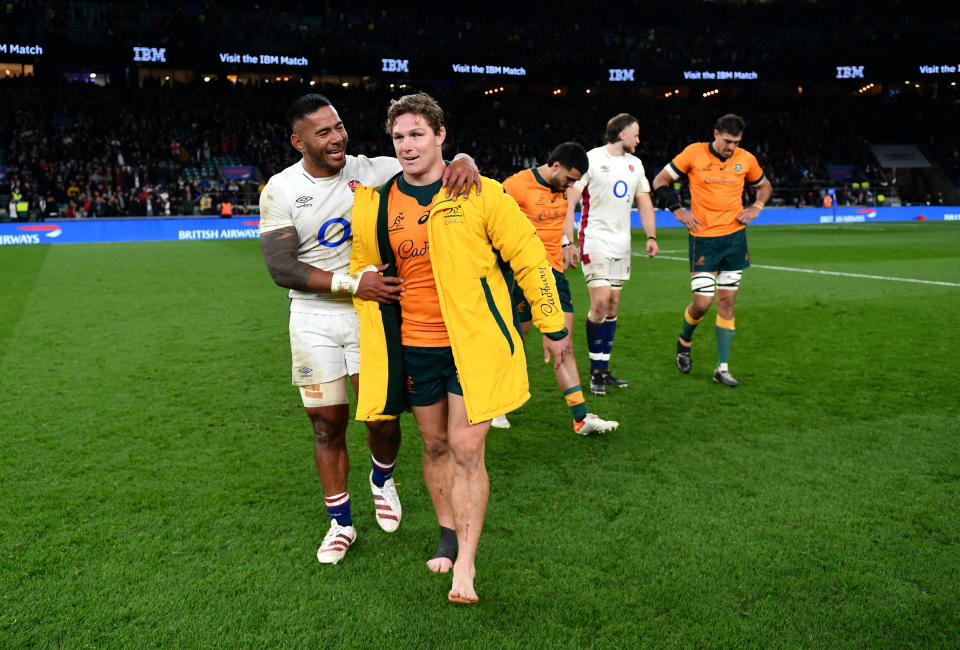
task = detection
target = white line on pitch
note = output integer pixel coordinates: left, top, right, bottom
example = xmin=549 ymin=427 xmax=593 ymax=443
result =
xmin=644 ymin=254 xmax=960 ymax=287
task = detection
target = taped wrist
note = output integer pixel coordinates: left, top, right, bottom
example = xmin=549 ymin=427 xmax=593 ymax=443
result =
xmin=331 ymin=265 xmax=379 ymax=295
xmin=654 ymin=185 xmax=680 ymax=211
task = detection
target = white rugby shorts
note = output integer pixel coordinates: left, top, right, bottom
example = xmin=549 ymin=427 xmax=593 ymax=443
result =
xmin=582 ymin=255 xmax=631 ymax=288
xmin=288 ymin=310 xmax=361 ymax=385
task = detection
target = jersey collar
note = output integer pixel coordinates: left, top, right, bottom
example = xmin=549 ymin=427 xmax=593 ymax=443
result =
xmin=708 ymin=142 xmax=729 ymax=162
xmin=531 ymin=166 xmax=554 ymax=192
xmin=397 ymin=176 xmax=442 ymax=207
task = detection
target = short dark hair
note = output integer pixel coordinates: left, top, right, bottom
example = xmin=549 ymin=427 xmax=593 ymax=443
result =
xmin=715 ymin=113 xmax=745 ymax=136
xmin=385 ymin=92 xmax=445 ymax=135
xmin=603 ymin=113 xmax=638 ymax=144
xmin=546 ymin=142 xmax=589 ymax=175
xmin=287 ymin=93 xmax=333 ymax=131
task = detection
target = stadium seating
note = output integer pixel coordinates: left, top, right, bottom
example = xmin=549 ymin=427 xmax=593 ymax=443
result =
xmin=0 ymin=1 xmax=957 ymax=217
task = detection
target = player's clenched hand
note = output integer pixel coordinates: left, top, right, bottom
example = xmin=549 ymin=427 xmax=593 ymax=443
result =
xmin=735 ymin=206 xmax=761 ymax=225
xmin=542 ymin=333 xmax=572 ymax=371
xmin=645 ymin=238 xmax=660 ymax=257
xmin=562 ymin=244 xmax=579 ymax=270
xmin=442 ymin=156 xmax=482 ymax=198
xmin=673 ymin=208 xmax=704 ymax=233
xmin=355 ymin=264 xmax=404 ymax=303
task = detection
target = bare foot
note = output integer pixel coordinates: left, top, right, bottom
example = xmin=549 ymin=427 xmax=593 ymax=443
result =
xmin=426 ymin=556 xmax=453 ymax=573
xmin=448 ymin=588 xmax=479 ymax=604
xmin=448 ymin=563 xmax=477 ymax=603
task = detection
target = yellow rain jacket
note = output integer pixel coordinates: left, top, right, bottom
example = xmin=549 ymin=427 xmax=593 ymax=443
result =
xmin=351 ymin=173 xmax=566 ymax=424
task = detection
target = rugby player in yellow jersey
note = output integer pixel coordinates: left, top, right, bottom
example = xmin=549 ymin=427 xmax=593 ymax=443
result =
xmin=350 ymin=93 xmax=570 ymax=604
xmin=652 ymin=113 xmax=773 ymax=386
xmin=259 ymin=93 xmax=480 ymax=565
xmin=499 ymin=143 xmax=618 ymax=435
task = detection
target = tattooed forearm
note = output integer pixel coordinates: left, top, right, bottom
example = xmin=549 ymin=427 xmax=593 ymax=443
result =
xmin=260 ymin=227 xmax=327 ymax=292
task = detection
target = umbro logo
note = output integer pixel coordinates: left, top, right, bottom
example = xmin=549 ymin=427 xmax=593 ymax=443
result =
xmin=295 ymin=195 xmax=313 ymax=207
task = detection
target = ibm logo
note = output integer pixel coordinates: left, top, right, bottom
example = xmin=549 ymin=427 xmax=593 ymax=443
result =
xmin=133 ymin=47 xmax=166 ymax=63
xmin=836 ymin=65 xmax=864 ymax=79
xmin=609 ymin=68 xmax=635 ymax=82
xmin=382 ymin=58 xmax=409 ymax=73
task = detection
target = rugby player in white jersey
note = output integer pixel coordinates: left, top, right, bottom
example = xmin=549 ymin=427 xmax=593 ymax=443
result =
xmin=258 ymin=93 xmax=480 ymax=564
xmin=565 ymin=113 xmax=659 ymax=396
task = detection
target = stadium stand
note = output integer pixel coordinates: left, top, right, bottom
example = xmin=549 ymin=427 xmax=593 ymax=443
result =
xmin=0 ymin=1 xmax=957 ymax=219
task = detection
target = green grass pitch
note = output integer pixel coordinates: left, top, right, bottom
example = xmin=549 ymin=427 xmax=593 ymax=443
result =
xmin=1 ymin=222 xmax=958 ymax=648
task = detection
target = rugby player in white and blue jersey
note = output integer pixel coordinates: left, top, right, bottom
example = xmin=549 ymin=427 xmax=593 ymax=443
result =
xmin=565 ymin=113 xmax=659 ymax=396
xmin=258 ymin=94 xmax=479 ymax=564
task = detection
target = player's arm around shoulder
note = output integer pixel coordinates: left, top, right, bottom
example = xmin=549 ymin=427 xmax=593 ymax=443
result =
xmin=452 ymin=154 xmax=483 ymax=196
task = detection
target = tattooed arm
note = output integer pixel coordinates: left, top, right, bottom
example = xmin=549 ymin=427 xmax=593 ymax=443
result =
xmin=260 ymin=226 xmax=334 ymax=292
xmin=260 ymin=227 xmax=403 ymax=302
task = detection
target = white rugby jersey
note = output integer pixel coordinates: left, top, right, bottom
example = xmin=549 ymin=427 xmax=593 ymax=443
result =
xmin=574 ymin=146 xmax=651 ymax=259
xmin=259 ymin=155 xmax=401 ymax=313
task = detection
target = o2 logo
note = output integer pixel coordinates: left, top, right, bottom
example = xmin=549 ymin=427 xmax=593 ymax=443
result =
xmin=613 ymin=180 xmax=628 ymax=200
xmin=318 ymin=217 xmax=351 ymax=247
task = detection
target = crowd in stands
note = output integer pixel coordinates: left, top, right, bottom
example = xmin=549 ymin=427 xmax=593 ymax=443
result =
xmin=2 ymin=74 xmax=958 ymax=220
xmin=0 ymin=79 xmax=268 ymax=219
xmin=3 ymin=0 xmax=957 ymax=220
